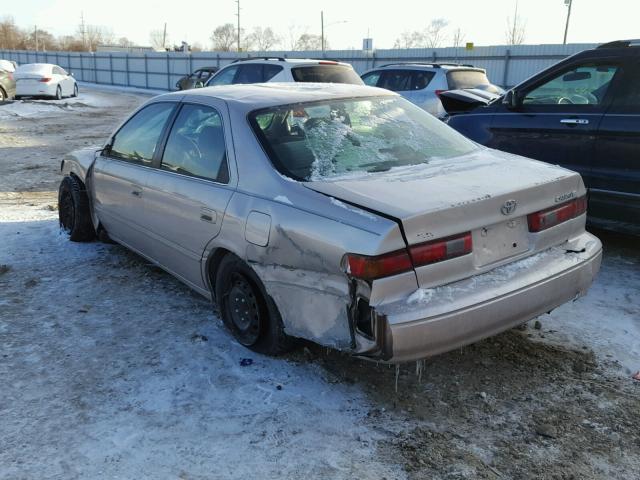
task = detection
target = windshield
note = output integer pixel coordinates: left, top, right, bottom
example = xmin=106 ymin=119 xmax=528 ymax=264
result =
xmin=291 ymin=65 xmax=363 ymax=85
xmin=250 ymin=95 xmax=478 ymax=181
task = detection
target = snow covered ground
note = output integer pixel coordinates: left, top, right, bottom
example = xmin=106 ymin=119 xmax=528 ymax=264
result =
xmin=1 ymin=85 xmax=638 ymax=479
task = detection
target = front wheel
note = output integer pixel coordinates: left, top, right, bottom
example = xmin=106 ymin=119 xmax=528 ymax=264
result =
xmin=215 ymin=254 xmax=294 ymax=355
xmin=72 ymin=83 xmax=78 ymax=97
xmin=55 ymin=85 xmax=62 ymax=100
xmin=0 ymin=88 xmax=5 ymax=102
xmin=58 ymin=176 xmax=95 ymax=242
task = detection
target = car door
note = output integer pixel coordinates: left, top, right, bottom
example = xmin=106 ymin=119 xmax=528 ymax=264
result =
xmin=590 ymin=58 xmax=640 ymax=228
xmin=488 ymin=60 xmax=622 ymax=185
xmin=59 ymin=67 xmax=73 ymax=95
xmin=92 ymin=101 xmax=177 ymax=253
xmin=142 ymin=100 xmax=236 ymax=290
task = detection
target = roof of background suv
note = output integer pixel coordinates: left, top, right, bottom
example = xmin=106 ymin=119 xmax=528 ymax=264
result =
xmin=369 ymin=62 xmax=484 ymax=72
xmin=228 ymin=57 xmax=353 ymax=67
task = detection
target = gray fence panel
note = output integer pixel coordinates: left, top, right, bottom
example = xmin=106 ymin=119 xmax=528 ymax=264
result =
xmin=0 ymin=42 xmax=600 ymax=92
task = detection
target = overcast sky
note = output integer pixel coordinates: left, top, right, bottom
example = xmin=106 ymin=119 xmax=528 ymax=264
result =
xmin=8 ymin=0 xmax=640 ymax=50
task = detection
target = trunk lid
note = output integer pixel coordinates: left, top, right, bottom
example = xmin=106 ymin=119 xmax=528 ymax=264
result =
xmin=439 ymin=88 xmax=501 ymax=114
xmin=305 ymin=148 xmax=584 ymax=287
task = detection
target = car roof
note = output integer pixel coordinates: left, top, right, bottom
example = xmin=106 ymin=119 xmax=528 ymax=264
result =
xmin=164 ymin=82 xmax=396 ymax=113
xmin=367 ymin=63 xmax=481 ymax=71
xmin=226 ymin=57 xmax=352 ymax=67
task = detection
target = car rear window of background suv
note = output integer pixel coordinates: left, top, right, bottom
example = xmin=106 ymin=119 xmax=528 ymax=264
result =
xmin=447 ymin=70 xmax=500 ymax=93
xmin=291 ymin=65 xmax=363 ymax=85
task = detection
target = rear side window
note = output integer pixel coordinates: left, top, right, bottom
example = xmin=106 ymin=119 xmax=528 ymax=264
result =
xmin=161 ymin=104 xmax=229 ymax=183
xmin=447 ymin=70 xmax=491 ymax=90
xmin=377 ymin=70 xmax=434 ymax=92
xmin=291 ymin=65 xmax=363 ymax=85
xmin=263 ymin=64 xmax=283 ymax=81
xmin=235 ymin=64 xmax=264 ymax=83
xmin=110 ymin=103 xmax=175 ymax=165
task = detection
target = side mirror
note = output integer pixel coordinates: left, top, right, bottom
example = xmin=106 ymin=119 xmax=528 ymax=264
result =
xmin=70 ymin=72 xmax=74 ymax=77
xmin=503 ymin=90 xmax=520 ymax=110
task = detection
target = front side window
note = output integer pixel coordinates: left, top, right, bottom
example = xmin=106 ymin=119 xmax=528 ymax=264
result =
xmin=208 ymin=66 xmax=239 ymax=86
xmin=361 ymin=71 xmax=381 ymax=86
xmin=109 ymin=103 xmax=175 ymax=165
xmin=235 ymin=64 xmax=264 ymax=84
xmin=161 ymin=104 xmax=228 ymax=183
xmin=523 ymin=64 xmax=619 ymax=106
xmin=291 ymin=65 xmax=363 ymax=85
xmin=250 ymin=96 xmax=477 ymax=181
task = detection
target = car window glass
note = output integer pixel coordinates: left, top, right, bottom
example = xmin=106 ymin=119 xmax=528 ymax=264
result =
xmin=208 ymin=66 xmax=238 ymax=86
xmin=263 ymin=64 xmax=283 ymax=81
xmin=611 ymin=64 xmax=640 ymax=111
xmin=52 ymin=66 xmax=62 ymax=75
xmin=235 ymin=64 xmax=264 ymax=84
xmin=110 ymin=103 xmax=175 ymax=165
xmin=378 ymin=70 xmax=414 ymax=92
xmin=447 ymin=70 xmax=491 ymax=90
xmin=411 ymin=71 xmax=435 ymax=90
xmin=291 ymin=65 xmax=363 ymax=84
xmin=60 ymin=67 xmax=68 ymax=76
xmin=161 ymin=104 xmax=229 ymax=183
xmin=361 ymin=71 xmax=381 ymax=86
xmin=523 ymin=64 xmax=618 ymax=106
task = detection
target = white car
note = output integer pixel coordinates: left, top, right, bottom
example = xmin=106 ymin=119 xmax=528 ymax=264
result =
xmin=204 ymin=57 xmax=363 ymax=87
xmin=361 ymin=63 xmax=504 ymax=117
xmin=14 ymin=63 xmax=78 ymax=100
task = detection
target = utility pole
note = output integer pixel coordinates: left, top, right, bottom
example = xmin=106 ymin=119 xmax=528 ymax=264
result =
xmin=235 ymin=0 xmax=241 ymax=52
xmin=80 ymin=11 xmax=86 ymax=50
xmin=321 ymin=11 xmax=324 ymax=52
xmin=34 ymin=25 xmax=38 ymax=51
xmin=162 ymin=22 xmax=167 ymax=50
xmin=563 ymin=0 xmax=573 ymax=45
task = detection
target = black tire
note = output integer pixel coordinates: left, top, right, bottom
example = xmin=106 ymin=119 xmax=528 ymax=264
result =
xmin=215 ymin=254 xmax=294 ymax=355
xmin=55 ymin=85 xmax=62 ymax=100
xmin=72 ymin=84 xmax=78 ymax=97
xmin=0 ymin=88 xmax=5 ymax=102
xmin=58 ymin=176 xmax=95 ymax=242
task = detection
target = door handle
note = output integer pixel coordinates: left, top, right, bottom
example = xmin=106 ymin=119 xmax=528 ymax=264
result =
xmin=200 ymin=208 xmax=217 ymax=223
xmin=560 ymin=118 xmax=589 ymax=125
xmin=131 ymin=190 xmax=141 ymax=197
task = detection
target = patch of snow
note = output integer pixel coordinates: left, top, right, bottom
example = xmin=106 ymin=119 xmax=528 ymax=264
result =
xmin=330 ymin=197 xmax=378 ymax=221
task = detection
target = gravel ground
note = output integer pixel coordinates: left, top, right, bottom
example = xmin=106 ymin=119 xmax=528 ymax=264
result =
xmin=0 ymin=85 xmax=638 ymax=479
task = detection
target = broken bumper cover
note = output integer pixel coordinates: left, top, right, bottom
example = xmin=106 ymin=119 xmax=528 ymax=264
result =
xmin=368 ymin=232 xmax=602 ymax=363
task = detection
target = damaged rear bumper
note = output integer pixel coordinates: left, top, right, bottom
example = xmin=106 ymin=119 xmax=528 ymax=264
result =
xmin=361 ymin=232 xmax=602 ymax=363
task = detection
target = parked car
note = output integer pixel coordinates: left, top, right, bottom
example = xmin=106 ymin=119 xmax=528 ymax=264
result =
xmin=361 ymin=63 xmax=504 ymax=117
xmin=0 ymin=59 xmax=18 ymax=72
xmin=445 ymin=40 xmax=640 ymax=234
xmin=204 ymin=57 xmax=363 ymax=87
xmin=14 ymin=63 xmax=78 ymax=100
xmin=58 ymin=83 xmax=601 ymax=362
xmin=0 ymin=68 xmax=16 ymax=101
xmin=176 ymin=66 xmax=219 ymax=90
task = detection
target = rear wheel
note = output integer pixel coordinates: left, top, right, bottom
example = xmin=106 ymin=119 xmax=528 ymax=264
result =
xmin=55 ymin=85 xmax=62 ymax=100
xmin=58 ymin=176 xmax=95 ymax=242
xmin=0 ymin=88 xmax=5 ymax=102
xmin=215 ymin=254 xmax=294 ymax=355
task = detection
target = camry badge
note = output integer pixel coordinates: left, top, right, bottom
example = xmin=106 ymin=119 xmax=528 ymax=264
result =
xmin=501 ymin=199 xmax=517 ymax=215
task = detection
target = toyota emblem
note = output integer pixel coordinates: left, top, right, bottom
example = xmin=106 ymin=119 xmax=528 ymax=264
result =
xmin=501 ymin=199 xmax=517 ymax=215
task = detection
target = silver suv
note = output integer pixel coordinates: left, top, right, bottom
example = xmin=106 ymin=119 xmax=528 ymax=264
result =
xmin=361 ymin=63 xmax=503 ymax=117
xmin=205 ymin=57 xmax=363 ymax=87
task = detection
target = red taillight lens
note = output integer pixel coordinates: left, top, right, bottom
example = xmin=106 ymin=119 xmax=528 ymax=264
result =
xmin=527 ymin=196 xmax=587 ymax=232
xmin=435 ymin=89 xmax=447 ymax=97
xmin=345 ymin=232 xmax=472 ymax=281
xmin=39 ymin=77 xmax=52 ymax=83
xmin=345 ymin=249 xmax=413 ymax=281
xmin=409 ymin=232 xmax=472 ymax=266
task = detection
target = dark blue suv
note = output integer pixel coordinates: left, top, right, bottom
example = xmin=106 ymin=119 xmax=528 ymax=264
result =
xmin=446 ymin=40 xmax=640 ymax=234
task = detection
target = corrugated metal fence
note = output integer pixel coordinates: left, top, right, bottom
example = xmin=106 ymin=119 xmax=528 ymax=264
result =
xmin=0 ymin=43 xmax=598 ymax=91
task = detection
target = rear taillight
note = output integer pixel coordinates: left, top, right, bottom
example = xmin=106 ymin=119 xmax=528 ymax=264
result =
xmin=409 ymin=232 xmax=473 ymax=266
xmin=435 ymin=89 xmax=447 ymax=97
xmin=345 ymin=231 xmax=472 ymax=281
xmin=39 ymin=77 xmax=52 ymax=83
xmin=527 ymin=196 xmax=587 ymax=232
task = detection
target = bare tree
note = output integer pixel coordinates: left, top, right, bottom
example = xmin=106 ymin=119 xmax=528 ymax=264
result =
xmin=118 ymin=37 xmax=134 ymax=48
xmin=150 ymin=29 xmax=167 ymax=50
xmin=505 ymin=1 xmax=526 ymax=45
xmin=452 ymin=27 xmax=465 ymax=48
xmin=28 ymin=28 xmax=58 ymax=51
xmin=248 ymin=26 xmax=280 ymax=51
xmin=393 ymin=30 xmax=424 ymax=49
xmin=210 ymin=23 xmax=237 ymax=51
xmin=77 ymin=25 xmax=113 ymax=51
xmin=424 ymin=18 xmax=449 ymax=48
xmin=191 ymin=42 xmax=203 ymax=52
xmin=295 ymin=33 xmax=323 ymax=51
xmin=0 ymin=16 xmax=26 ymax=50
xmin=287 ymin=24 xmax=306 ymax=50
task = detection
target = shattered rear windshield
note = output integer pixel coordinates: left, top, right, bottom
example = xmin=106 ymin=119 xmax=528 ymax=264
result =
xmin=249 ymin=96 xmax=478 ymax=181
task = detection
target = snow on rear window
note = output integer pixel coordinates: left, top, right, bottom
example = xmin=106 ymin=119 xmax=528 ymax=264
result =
xmin=250 ymin=96 xmax=477 ymax=181
xmin=16 ymin=64 xmax=51 ymax=74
